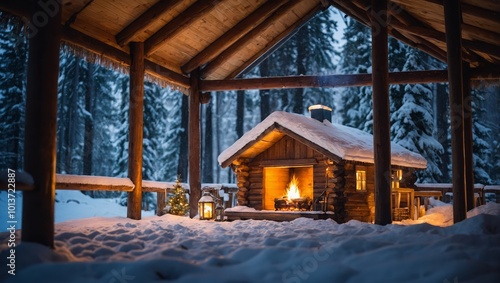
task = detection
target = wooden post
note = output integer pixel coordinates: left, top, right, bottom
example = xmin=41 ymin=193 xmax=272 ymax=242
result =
xmin=157 ymin=191 xmax=166 ymax=216
xmin=21 ymin=2 xmax=61 ymax=247
xmin=189 ymin=69 xmax=202 ymax=218
xmin=371 ymin=0 xmax=392 ymax=225
xmin=444 ymin=0 xmax=466 ymax=223
xmin=127 ymin=42 xmax=144 ymax=220
xmin=463 ymin=62 xmax=475 ymax=211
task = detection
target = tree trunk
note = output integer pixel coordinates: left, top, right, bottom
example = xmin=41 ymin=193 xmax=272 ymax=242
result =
xmin=293 ymin=27 xmax=307 ymax=114
xmin=202 ymin=99 xmax=214 ymax=183
xmin=66 ymin=57 xmax=80 ymax=173
xmin=83 ymin=63 xmax=95 ymax=177
xmin=435 ymin=83 xmax=449 ymax=181
xmin=259 ymin=60 xmax=270 ymax=121
xmin=177 ymin=94 xmax=189 ymax=181
xmin=236 ymin=90 xmax=245 ymax=138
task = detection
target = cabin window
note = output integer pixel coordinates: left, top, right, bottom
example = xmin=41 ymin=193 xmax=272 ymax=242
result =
xmin=356 ymin=169 xmax=366 ymax=191
xmin=392 ymin=169 xmax=403 ymax=189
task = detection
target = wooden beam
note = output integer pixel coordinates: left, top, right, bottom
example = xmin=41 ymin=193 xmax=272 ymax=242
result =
xmin=201 ymin=0 xmax=303 ymax=79
xmin=181 ymin=0 xmax=289 ymax=74
xmin=188 ymin=69 xmax=202 ymax=218
xmin=144 ymin=0 xmax=219 ymax=56
xmin=21 ymin=2 xmax=61 ymax=248
xmin=444 ymin=0 xmax=466 ymax=223
xmin=371 ymin=0 xmax=392 ymax=225
xmin=116 ymin=0 xmax=182 ymax=46
xmin=200 ymin=67 xmax=500 ymax=92
xmin=61 ymin=27 xmax=190 ymax=89
xmin=0 ymin=0 xmax=30 ymax=18
xmin=389 ymin=28 xmax=447 ymax=62
xmin=390 ymin=18 xmax=500 ymax=62
xmin=200 ymin=70 xmax=448 ymax=91
xmin=127 ymin=42 xmax=145 ymax=220
xmin=228 ymin=3 xmax=325 ymax=79
xmin=258 ymin=159 xmax=319 ymax=167
xmin=463 ymin=63 xmax=475 ymax=211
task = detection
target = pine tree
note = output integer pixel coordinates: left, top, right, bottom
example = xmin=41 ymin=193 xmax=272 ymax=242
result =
xmin=338 ymin=18 xmax=372 ymax=131
xmin=471 ymin=88 xmax=492 ymax=184
xmin=167 ymin=178 xmax=189 ymax=216
xmin=391 ymin=47 xmax=444 ymax=182
xmin=0 ymin=24 xmax=27 ymax=170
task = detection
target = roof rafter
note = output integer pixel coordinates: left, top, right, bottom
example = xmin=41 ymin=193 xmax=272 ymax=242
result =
xmin=200 ymin=0 xmax=304 ymax=79
xmin=180 ymin=0 xmax=290 ymax=75
xmin=144 ymin=0 xmax=219 ymax=56
xmin=115 ymin=0 xmax=183 ymax=46
xmin=227 ymin=3 xmax=327 ymax=79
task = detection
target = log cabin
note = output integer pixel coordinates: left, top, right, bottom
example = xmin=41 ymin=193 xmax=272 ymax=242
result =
xmin=218 ymin=106 xmax=427 ymax=223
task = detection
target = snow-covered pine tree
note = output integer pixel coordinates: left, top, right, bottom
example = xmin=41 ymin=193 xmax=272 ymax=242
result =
xmin=112 ymin=73 xmax=130 ymax=178
xmin=471 ymin=88 xmax=493 ymax=184
xmin=0 ymin=23 xmax=27 ymax=170
xmin=338 ymin=18 xmax=372 ymax=131
xmin=391 ymin=47 xmax=444 ymax=182
xmin=167 ymin=178 xmax=189 ymax=216
xmin=388 ymin=37 xmax=407 ymax=113
xmin=161 ymin=88 xmax=183 ymax=181
xmin=57 ymin=51 xmax=87 ymax=174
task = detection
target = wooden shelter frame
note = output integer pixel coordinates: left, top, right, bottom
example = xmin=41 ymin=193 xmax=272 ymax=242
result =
xmin=0 ymin=0 xmax=499 ymax=247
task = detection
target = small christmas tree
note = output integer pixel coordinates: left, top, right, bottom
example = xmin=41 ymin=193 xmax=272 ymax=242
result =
xmin=167 ymin=178 xmax=189 ymax=216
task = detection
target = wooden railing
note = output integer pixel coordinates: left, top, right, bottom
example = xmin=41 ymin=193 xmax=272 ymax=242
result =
xmin=0 ymin=171 xmax=188 ymax=216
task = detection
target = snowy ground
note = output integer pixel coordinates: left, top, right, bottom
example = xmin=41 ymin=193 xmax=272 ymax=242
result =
xmin=1 ymin=191 xmax=500 ymax=283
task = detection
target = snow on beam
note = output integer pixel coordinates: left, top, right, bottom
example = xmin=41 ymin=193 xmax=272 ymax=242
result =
xmin=56 ymin=174 xmax=134 ymax=192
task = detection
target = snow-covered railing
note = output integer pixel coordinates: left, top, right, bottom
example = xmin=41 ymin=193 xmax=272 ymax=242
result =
xmin=415 ymin=183 xmax=487 ymax=205
xmin=56 ymin=174 xmax=135 ymax=192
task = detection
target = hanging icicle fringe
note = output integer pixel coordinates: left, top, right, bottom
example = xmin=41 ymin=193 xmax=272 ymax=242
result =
xmin=60 ymin=42 xmax=189 ymax=94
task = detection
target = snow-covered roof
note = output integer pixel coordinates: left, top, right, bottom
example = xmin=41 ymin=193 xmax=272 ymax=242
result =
xmin=218 ymin=111 xmax=427 ymax=169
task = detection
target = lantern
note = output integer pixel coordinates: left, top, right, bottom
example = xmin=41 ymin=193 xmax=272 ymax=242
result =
xmin=198 ymin=190 xmax=215 ymax=220
xmin=215 ymin=201 xmax=224 ymax=222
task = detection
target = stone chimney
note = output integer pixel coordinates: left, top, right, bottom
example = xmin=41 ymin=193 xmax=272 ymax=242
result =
xmin=308 ymin=105 xmax=332 ymax=123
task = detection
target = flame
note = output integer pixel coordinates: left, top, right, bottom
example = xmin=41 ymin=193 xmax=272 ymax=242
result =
xmin=285 ymin=175 xmax=300 ymax=201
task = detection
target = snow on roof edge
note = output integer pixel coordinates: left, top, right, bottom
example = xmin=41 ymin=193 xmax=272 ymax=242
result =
xmin=218 ymin=111 xmax=427 ymax=169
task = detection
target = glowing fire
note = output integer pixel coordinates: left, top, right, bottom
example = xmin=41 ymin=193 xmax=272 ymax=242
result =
xmin=285 ymin=175 xmax=301 ymax=201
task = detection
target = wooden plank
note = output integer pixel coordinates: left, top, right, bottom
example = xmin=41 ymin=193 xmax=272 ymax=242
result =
xmin=188 ymin=68 xmax=202 ymax=218
xmin=144 ymin=0 xmax=219 ymax=56
xmin=21 ymin=3 xmax=61 ymax=248
xmin=56 ymin=174 xmax=134 ymax=192
xmin=444 ymin=0 xmax=467 ymax=223
xmin=127 ymin=42 xmax=145 ymax=220
xmin=116 ymin=0 xmax=183 ymax=46
xmin=181 ymin=0 xmax=288 ymax=74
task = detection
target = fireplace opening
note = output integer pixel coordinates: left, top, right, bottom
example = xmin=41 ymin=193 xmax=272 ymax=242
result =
xmin=263 ymin=166 xmax=313 ymax=210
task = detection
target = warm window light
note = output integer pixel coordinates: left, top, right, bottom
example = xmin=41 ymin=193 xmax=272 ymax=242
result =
xmin=356 ymin=170 xmax=366 ymax=191
xmin=198 ymin=190 xmax=215 ymax=220
xmin=392 ymin=169 xmax=403 ymax=189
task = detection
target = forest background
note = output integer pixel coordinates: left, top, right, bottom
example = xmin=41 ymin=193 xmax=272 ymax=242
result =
xmin=1 ymin=8 xmax=499 ymax=210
